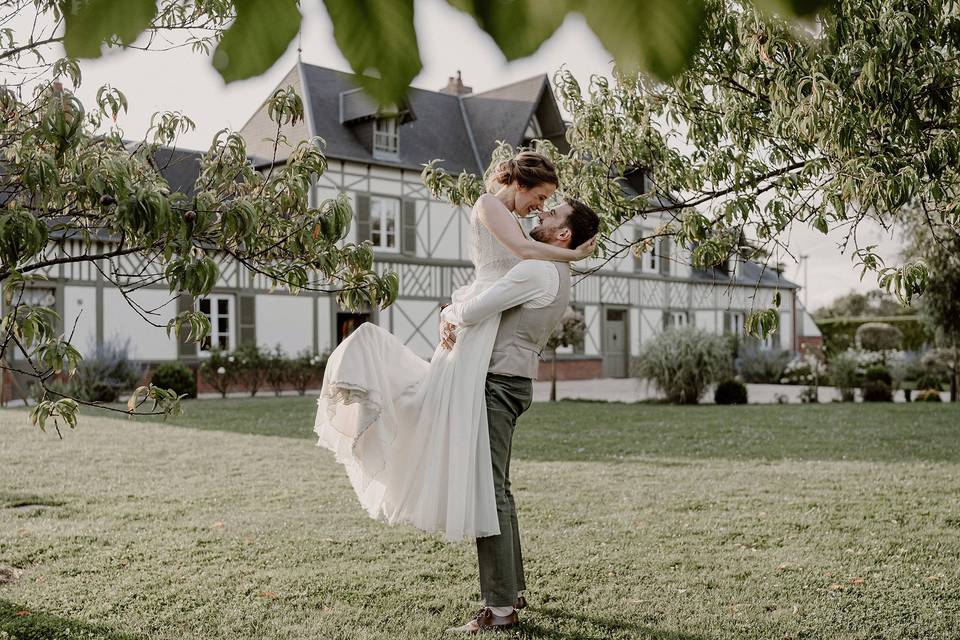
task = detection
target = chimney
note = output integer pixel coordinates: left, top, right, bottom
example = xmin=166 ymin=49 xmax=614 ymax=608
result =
xmin=439 ymin=70 xmax=472 ymax=96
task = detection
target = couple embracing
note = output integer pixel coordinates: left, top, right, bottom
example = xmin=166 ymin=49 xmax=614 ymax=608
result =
xmin=314 ymin=151 xmax=600 ymax=634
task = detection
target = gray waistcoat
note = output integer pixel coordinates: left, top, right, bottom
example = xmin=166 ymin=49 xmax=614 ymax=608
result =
xmin=488 ymin=262 xmax=571 ymax=380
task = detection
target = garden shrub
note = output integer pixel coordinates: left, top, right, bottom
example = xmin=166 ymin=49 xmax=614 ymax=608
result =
xmin=714 ymin=379 xmax=748 ymax=405
xmin=862 ymin=380 xmax=893 ymax=402
xmin=234 ymin=344 xmax=267 ymax=396
xmin=735 ymin=348 xmax=790 ymax=383
xmin=199 ymin=347 xmax=235 ymax=398
xmin=829 ymin=350 xmax=860 ymax=402
xmin=914 ymin=388 xmax=943 ymax=402
xmin=780 ymin=352 xmax=823 ymax=386
xmin=290 ymin=350 xmax=328 ymax=395
xmin=863 ymin=365 xmax=893 ymax=386
xmin=633 ymin=327 xmax=733 ymax=404
xmin=855 ymin=322 xmax=904 ymax=351
xmin=70 ymin=338 xmax=141 ymax=403
xmin=265 ymin=346 xmax=290 ymax=396
xmin=150 ymin=362 xmax=196 ymax=398
xmin=914 ymin=370 xmax=944 ymax=391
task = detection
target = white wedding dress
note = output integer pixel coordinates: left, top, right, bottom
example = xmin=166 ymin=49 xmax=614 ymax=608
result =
xmin=313 ymin=202 xmax=523 ymax=542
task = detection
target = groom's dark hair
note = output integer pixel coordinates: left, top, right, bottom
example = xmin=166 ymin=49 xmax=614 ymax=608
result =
xmin=562 ymin=198 xmax=600 ymax=249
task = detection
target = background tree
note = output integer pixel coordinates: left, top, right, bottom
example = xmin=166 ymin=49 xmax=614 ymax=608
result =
xmin=904 ymin=213 xmax=960 ymax=401
xmin=1 ymin=1 xmax=397 ymax=433
xmin=429 ymin=0 xmax=954 ymax=337
xmin=544 ymin=306 xmax=586 ymax=402
xmin=814 ymin=290 xmax=915 ymax=321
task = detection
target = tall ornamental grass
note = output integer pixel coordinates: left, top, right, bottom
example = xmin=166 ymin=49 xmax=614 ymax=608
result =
xmin=634 ymin=327 xmax=733 ymax=404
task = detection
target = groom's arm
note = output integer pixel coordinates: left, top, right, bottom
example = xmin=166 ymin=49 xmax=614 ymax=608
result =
xmin=441 ymin=260 xmax=558 ymax=328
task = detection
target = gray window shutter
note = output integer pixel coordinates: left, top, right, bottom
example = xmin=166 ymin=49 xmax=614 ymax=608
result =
xmin=238 ymin=294 xmax=256 ymax=346
xmin=177 ymin=292 xmax=196 ymax=358
xmin=659 ymin=238 xmax=671 ymax=276
xmin=662 ymin=311 xmax=671 ymax=330
xmin=723 ymin=311 xmax=732 ymax=335
xmin=402 ymin=200 xmax=417 ymax=256
xmin=355 ymin=194 xmax=371 ymax=243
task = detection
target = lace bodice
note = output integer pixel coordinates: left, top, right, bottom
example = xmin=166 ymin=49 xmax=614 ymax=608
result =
xmin=469 ymin=201 xmax=522 ymax=284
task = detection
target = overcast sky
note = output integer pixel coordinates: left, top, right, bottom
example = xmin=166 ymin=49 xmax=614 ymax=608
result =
xmin=24 ymin=0 xmax=903 ymax=311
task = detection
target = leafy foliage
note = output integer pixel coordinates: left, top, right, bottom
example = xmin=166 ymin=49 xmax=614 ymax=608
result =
xmin=855 ymin=322 xmax=904 ymax=352
xmin=58 ymin=0 xmax=833 ymax=103
xmin=427 ymin=0 xmax=958 ymax=338
xmin=814 ymin=290 xmax=914 ymax=321
xmin=862 ymin=380 xmax=893 ymax=402
xmin=149 ymin=362 xmax=197 ymax=399
xmin=714 ymin=379 xmax=748 ymax=405
xmin=735 ymin=347 xmax=790 ymax=383
xmin=633 ymin=326 xmax=733 ymax=404
xmin=817 ymin=315 xmax=932 ymax=356
xmin=2 ymin=3 xmax=398 ymax=429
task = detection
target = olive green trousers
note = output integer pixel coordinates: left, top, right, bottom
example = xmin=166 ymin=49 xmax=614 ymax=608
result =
xmin=476 ymin=372 xmax=533 ymax=607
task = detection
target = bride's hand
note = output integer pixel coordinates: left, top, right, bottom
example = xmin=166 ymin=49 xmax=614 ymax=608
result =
xmin=573 ymin=235 xmax=598 ymax=260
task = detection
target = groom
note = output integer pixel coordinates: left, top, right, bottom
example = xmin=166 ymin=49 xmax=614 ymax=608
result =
xmin=439 ymin=198 xmax=600 ymax=634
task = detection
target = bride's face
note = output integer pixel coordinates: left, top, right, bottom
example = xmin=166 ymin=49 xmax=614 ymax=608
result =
xmin=515 ymin=182 xmax=556 ymax=216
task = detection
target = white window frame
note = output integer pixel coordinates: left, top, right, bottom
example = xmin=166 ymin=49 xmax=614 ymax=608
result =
xmin=370 ymin=195 xmax=400 ymax=252
xmin=197 ymin=294 xmax=235 ymax=355
xmin=641 ymin=233 xmax=659 ymax=274
xmin=728 ymin=311 xmax=745 ymax=336
xmin=523 ymin=114 xmax=542 ymax=142
xmin=373 ymin=117 xmax=399 ymax=159
xmin=671 ymin=311 xmax=688 ymax=327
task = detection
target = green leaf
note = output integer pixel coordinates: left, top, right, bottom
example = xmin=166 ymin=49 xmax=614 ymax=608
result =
xmin=447 ymin=0 xmax=567 ymax=60
xmin=577 ymin=0 xmax=708 ymax=82
xmin=63 ymin=0 xmax=157 ymax=59
xmin=750 ymin=0 xmax=833 ymax=18
xmin=213 ymin=0 xmax=302 ymax=83
xmin=323 ymin=0 xmax=421 ymax=106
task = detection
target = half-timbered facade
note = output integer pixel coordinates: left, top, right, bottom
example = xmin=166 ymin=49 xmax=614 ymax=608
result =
xmin=4 ymin=64 xmax=800 ymax=389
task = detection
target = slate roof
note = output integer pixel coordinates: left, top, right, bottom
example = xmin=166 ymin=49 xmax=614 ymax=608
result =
xmin=691 ymin=260 xmax=799 ymax=290
xmin=149 ymin=146 xmax=205 ymax=197
xmin=298 ymin=64 xmax=564 ymax=174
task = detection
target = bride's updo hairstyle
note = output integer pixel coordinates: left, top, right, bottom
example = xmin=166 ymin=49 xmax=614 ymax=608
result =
xmin=486 ymin=151 xmax=558 ymax=193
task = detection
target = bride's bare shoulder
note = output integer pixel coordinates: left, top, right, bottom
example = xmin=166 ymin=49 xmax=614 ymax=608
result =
xmin=474 ymin=193 xmax=507 ymax=223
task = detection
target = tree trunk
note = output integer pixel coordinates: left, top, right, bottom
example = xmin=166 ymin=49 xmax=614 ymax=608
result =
xmin=951 ymin=345 xmax=958 ymax=402
xmin=550 ymin=349 xmax=558 ymax=402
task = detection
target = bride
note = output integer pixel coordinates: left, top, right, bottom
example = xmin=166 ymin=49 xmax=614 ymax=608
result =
xmin=314 ymin=151 xmax=594 ymax=541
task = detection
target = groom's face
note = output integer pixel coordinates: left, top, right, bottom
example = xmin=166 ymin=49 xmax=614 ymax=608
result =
xmin=530 ymin=203 xmax=573 ymax=247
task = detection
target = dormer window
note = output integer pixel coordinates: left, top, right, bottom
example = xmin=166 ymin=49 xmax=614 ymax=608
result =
xmin=522 ymin=114 xmax=542 ymax=146
xmin=373 ymin=117 xmax=399 ymax=159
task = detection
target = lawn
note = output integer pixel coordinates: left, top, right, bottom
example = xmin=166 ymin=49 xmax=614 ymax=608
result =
xmin=1 ymin=399 xmax=959 ymax=639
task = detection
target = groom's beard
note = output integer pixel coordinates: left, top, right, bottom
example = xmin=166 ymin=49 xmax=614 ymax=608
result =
xmin=529 ymin=225 xmax=549 ymax=243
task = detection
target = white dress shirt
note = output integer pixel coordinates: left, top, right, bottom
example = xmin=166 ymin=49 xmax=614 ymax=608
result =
xmin=441 ymin=260 xmax=561 ymax=327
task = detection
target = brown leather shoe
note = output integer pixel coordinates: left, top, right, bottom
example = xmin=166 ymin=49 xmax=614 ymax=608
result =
xmin=445 ymin=607 xmax=518 ymax=634
xmin=514 ymin=595 xmax=527 ymax=610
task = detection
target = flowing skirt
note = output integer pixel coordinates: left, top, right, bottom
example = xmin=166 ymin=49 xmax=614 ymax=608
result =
xmin=314 ymin=298 xmax=502 ymax=541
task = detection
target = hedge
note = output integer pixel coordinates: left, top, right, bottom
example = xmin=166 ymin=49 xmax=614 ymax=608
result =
xmin=817 ymin=315 xmax=932 ymax=356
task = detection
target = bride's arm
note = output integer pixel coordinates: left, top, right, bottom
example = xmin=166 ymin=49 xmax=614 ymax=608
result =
xmin=476 ymin=193 xmax=594 ymax=262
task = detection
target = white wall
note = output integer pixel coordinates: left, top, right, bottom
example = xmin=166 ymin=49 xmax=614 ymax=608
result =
xmin=63 ymin=285 xmax=97 ymax=352
xmin=629 ymin=307 xmax=641 ymax=355
xmin=255 ymin=293 xmax=313 ymax=355
xmin=316 ymin=295 xmax=332 ymax=355
xmin=695 ymin=310 xmax=717 ymax=333
xmin=102 ymin=289 xmax=177 ymax=361
xmin=391 ymin=299 xmax=440 ymax=358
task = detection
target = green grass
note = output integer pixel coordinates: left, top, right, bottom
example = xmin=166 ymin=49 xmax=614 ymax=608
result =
xmin=2 ymin=399 xmax=959 ymax=639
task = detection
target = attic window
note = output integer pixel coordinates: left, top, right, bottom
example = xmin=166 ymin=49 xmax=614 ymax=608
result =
xmin=522 ymin=114 xmax=542 ymax=144
xmin=373 ymin=117 xmax=399 ymax=159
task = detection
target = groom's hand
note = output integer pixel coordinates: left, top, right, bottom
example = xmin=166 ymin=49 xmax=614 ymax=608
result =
xmin=439 ymin=320 xmax=457 ymax=350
